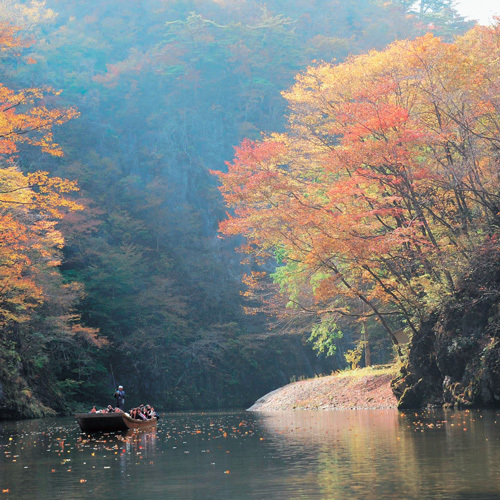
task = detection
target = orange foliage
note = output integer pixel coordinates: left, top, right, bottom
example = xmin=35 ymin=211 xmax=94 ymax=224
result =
xmin=0 ymin=24 xmax=82 ymax=326
xmin=215 ymin=22 xmax=500 ymax=340
xmin=0 ymin=23 xmax=78 ymax=158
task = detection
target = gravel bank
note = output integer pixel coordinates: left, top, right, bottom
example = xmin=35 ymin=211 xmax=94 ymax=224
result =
xmin=248 ymin=367 xmax=398 ymax=410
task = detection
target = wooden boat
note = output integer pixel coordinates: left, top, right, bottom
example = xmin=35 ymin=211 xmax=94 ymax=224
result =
xmin=75 ymin=412 xmax=157 ymax=433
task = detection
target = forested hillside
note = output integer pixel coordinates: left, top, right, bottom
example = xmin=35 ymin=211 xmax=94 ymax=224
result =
xmin=0 ymin=0 xmax=474 ymax=418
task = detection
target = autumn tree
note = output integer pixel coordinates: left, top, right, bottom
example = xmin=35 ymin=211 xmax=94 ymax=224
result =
xmin=215 ymin=22 xmax=500 ymax=354
xmin=0 ymin=23 xmax=107 ymax=418
xmin=0 ymin=22 xmax=79 ymax=317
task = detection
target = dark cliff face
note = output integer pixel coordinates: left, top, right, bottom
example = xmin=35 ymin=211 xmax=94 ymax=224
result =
xmin=392 ymin=242 xmax=500 ymax=409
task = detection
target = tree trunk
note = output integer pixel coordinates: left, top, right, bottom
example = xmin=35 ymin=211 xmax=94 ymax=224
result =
xmin=364 ymin=339 xmax=372 ymax=367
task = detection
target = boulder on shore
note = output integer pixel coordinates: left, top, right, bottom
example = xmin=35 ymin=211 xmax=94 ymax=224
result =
xmin=392 ymin=242 xmax=500 ymax=410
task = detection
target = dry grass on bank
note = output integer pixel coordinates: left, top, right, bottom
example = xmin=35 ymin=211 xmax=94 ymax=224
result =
xmin=333 ymin=364 xmax=398 ymax=379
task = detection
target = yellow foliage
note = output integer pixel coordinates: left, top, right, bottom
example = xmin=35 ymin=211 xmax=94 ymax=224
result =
xmin=345 ymin=340 xmax=366 ymax=370
xmin=216 ymin=21 xmax=500 ymax=341
xmin=0 ymin=24 xmax=81 ymax=326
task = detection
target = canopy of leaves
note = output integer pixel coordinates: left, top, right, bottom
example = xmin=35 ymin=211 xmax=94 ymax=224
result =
xmin=216 ymin=23 xmax=500 ymax=353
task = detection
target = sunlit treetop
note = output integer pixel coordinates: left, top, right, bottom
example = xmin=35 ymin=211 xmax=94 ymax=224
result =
xmin=0 ymin=22 xmax=78 ymax=159
xmin=215 ymin=21 xmax=500 ymax=344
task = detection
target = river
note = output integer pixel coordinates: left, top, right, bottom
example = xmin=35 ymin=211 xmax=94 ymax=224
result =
xmin=0 ymin=409 xmax=499 ymax=499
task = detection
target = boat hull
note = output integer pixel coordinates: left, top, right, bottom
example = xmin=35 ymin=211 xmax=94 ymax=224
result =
xmin=75 ymin=412 xmax=157 ymax=433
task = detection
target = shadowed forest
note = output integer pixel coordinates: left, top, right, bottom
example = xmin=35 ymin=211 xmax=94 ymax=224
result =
xmin=0 ymin=0 xmax=487 ymax=418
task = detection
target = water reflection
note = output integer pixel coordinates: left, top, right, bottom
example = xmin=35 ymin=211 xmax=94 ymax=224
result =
xmin=0 ymin=410 xmax=499 ymax=499
xmin=257 ymin=410 xmax=402 ymax=498
xmin=256 ymin=410 xmax=500 ymax=499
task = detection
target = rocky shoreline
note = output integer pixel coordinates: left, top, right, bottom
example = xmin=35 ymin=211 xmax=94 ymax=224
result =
xmin=248 ymin=366 xmax=397 ymax=411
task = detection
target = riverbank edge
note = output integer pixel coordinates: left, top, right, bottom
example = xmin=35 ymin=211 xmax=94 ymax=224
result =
xmin=247 ymin=365 xmax=398 ymax=411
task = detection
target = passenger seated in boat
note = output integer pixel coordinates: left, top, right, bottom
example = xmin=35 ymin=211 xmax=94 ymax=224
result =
xmin=135 ymin=405 xmax=147 ymax=420
xmin=106 ymin=405 xmax=114 ymax=413
xmin=128 ymin=405 xmax=156 ymax=420
xmin=90 ymin=406 xmax=97 ymax=413
xmin=150 ymin=406 xmax=159 ymax=420
xmin=130 ymin=407 xmax=143 ymax=420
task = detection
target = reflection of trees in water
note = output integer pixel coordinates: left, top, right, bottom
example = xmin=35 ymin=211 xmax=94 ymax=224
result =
xmin=256 ymin=410 xmax=413 ymax=498
xmin=400 ymin=410 xmax=500 ymax=498
xmin=255 ymin=410 xmax=500 ymax=498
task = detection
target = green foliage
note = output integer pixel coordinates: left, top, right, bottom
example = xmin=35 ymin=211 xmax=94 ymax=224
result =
xmin=308 ymin=316 xmax=343 ymax=357
xmin=271 ymin=262 xmax=301 ymax=307
xmin=390 ymin=0 xmax=474 ymax=40
xmin=274 ymin=245 xmax=287 ymax=265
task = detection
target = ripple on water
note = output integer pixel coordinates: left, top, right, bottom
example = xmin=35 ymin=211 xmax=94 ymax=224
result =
xmin=1 ymin=409 xmax=500 ymax=499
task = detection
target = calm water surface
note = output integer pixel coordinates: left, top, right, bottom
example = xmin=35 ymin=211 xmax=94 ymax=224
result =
xmin=1 ymin=409 xmax=499 ymax=499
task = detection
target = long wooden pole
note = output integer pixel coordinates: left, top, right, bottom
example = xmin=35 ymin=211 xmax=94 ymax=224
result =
xmin=110 ymin=364 xmax=117 ymax=391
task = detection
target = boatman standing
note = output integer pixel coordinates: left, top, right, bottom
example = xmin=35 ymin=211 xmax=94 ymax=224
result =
xmin=114 ymin=385 xmax=125 ymax=410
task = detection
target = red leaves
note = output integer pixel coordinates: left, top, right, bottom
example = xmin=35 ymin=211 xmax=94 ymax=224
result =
xmin=339 ymin=101 xmax=410 ymax=142
xmin=214 ymin=22 xmax=500 ymax=329
xmin=212 ymin=139 xmax=289 ymax=208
